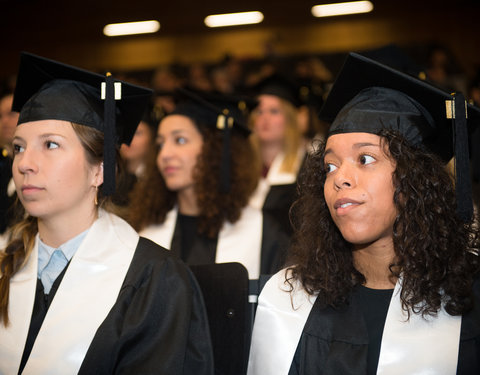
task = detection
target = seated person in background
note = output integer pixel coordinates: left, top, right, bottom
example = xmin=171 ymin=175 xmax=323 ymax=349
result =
xmin=0 ymin=52 xmax=213 ymax=375
xmin=114 ymin=103 xmax=161 ymax=207
xmin=0 ymin=90 xmax=19 ymax=237
xmin=127 ymin=88 xmax=289 ymax=279
xmin=248 ymin=52 xmax=480 ymax=375
xmin=248 ymin=74 xmax=307 ymax=236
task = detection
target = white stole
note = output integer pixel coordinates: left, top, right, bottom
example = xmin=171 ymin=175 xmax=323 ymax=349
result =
xmin=249 ymin=148 xmax=305 ymax=210
xmin=247 ymin=269 xmax=315 ymax=375
xmin=0 ymin=210 xmax=139 ymax=375
xmin=247 ymin=270 xmax=462 ymax=375
xmin=140 ymin=205 xmax=263 ymax=279
xmin=376 ymin=281 xmax=461 ymax=374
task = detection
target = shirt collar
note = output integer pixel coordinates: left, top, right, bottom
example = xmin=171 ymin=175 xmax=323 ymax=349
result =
xmin=38 ymin=229 xmax=90 ymax=273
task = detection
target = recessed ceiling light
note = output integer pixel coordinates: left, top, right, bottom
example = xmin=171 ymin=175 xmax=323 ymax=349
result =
xmin=311 ymin=1 xmax=374 ymax=18
xmin=204 ymin=11 xmax=264 ymax=28
xmin=103 ymin=20 xmax=160 ymax=37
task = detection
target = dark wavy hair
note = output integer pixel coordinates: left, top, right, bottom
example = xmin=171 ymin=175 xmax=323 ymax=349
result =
xmin=287 ymin=129 xmax=480 ymax=318
xmin=127 ymin=123 xmax=259 ymax=238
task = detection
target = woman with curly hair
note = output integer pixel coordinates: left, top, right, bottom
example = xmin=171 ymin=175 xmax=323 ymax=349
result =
xmin=0 ymin=53 xmax=213 ymax=374
xmin=248 ymin=53 xmax=480 ymax=374
xmin=127 ymin=88 xmax=289 ymax=279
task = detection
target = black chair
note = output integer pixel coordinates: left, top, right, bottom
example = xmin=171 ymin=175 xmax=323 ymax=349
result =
xmin=189 ymin=263 xmax=250 ymax=375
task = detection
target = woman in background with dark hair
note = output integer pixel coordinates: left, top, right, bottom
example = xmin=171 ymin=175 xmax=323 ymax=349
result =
xmin=0 ymin=52 xmax=213 ymax=375
xmin=128 ymin=88 xmax=289 ymax=279
xmin=248 ymin=53 xmax=480 ymax=375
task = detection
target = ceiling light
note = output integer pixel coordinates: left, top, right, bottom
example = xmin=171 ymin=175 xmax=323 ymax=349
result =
xmin=103 ymin=20 xmax=160 ymax=37
xmin=311 ymin=1 xmax=373 ymax=17
xmin=204 ymin=11 xmax=264 ymax=28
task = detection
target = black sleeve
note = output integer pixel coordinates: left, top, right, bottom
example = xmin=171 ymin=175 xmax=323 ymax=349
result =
xmin=79 ymin=237 xmax=214 ymax=375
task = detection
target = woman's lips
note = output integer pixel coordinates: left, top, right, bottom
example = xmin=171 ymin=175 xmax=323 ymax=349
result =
xmin=21 ymin=184 xmax=44 ymax=194
xmin=334 ymin=198 xmax=362 ymax=214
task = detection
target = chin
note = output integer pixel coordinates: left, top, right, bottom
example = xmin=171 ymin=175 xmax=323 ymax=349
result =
xmin=339 ymin=228 xmax=376 ymax=246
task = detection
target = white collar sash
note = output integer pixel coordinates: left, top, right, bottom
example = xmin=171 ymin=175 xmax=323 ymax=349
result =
xmin=0 ymin=210 xmax=139 ymax=375
xmin=376 ymin=280 xmax=461 ymax=374
xmin=247 ymin=270 xmax=462 ymax=375
xmin=249 ymin=148 xmax=305 ymax=210
xmin=141 ymin=206 xmax=263 ymax=279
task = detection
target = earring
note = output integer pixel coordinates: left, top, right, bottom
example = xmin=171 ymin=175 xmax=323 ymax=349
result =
xmin=94 ymin=185 xmax=98 ymax=206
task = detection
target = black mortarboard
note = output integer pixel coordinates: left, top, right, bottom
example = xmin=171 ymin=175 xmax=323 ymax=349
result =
xmin=169 ymin=87 xmax=257 ymax=193
xmin=171 ymin=87 xmax=254 ymax=136
xmin=12 ymin=52 xmax=153 ymax=195
xmin=360 ymin=44 xmax=426 ymax=79
xmin=252 ymin=73 xmax=302 ymax=107
xmin=298 ymin=77 xmax=325 ymax=114
xmin=320 ymin=52 xmax=480 ymax=221
xmin=140 ymin=101 xmax=163 ymax=135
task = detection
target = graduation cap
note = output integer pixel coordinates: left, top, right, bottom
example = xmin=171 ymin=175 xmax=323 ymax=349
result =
xmin=319 ymin=52 xmax=480 ymax=221
xmin=252 ymin=73 xmax=302 ymax=107
xmin=169 ymin=87 xmax=257 ymax=193
xmin=140 ymin=101 xmax=163 ymax=135
xmin=12 ymin=52 xmax=153 ymax=195
xmin=360 ymin=44 xmax=426 ymax=79
xmin=297 ymin=77 xmax=325 ymax=113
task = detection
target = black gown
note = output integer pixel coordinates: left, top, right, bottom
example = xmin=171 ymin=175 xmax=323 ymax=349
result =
xmin=288 ymin=279 xmax=480 ymax=375
xmin=19 ymin=237 xmax=214 ymax=375
xmin=261 ymin=155 xmax=306 ymax=237
xmin=262 ymin=184 xmax=298 ymax=237
xmin=169 ymin=212 xmax=290 ymax=276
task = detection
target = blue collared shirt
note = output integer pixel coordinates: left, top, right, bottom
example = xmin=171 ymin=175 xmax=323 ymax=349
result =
xmin=37 ymin=229 xmax=89 ymax=294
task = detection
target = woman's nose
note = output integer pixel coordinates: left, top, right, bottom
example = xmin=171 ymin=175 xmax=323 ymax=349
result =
xmin=333 ymin=163 xmax=355 ymax=190
xmin=158 ymin=140 xmax=173 ymax=160
xmin=16 ymin=148 xmax=38 ymax=174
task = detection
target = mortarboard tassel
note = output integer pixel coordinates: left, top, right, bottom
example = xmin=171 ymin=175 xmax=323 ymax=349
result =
xmin=453 ymin=92 xmax=473 ymax=222
xmin=217 ymin=111 xmax=233 ymax=193
xmin=103 ymin=73 xmax=116 ymax=195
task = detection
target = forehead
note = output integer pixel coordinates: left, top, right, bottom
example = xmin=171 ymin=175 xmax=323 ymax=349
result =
xmin=15 ymin=119 xmax=75 ymax=137
xmin=325 ymin=132 xmax=382 ymax=151
xmin=258 ymin=94 xmax=282 ymax=106
xmin=158 ymin=114 xmax=199 ymax=136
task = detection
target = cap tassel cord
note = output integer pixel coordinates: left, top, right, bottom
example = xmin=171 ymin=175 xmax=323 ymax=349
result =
xmin=220 ymin=114 xmax=232 ymax=193
xmin=452 ymin=92 xmax=473 ymax=222
xmin=103 ymin=73 xmax=116 ymax=196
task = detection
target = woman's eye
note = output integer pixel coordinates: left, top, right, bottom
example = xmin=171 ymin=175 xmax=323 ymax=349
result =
xmin=13 ymin=144 xmax=24 ymax=154
xmin=269 ymin=108 xmax=281 ymax=115
xmin=325 ymin=163 xmax=337 ymax=173
xmin=46 ymin=141 xmax=59 ymax=150
xmin=360 ymin=154 xmax=375 ymax=165
xmin=176 ymin=136 xmax=187 ymax=145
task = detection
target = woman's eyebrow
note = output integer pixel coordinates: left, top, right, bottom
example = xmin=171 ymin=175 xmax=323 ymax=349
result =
xmin=353 ymin=142 xmax=380 ymax=149
xmin=324 ymin=142 xmax=380 ymax=156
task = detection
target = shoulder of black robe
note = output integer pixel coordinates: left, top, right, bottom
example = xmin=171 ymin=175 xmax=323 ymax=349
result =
xmin=263 ymin=184 xmax=297 ymax=236
xmin=260 ymin=211 xmax=291 ymax=275
xmin=289 ymin=292 xmax=369 ymax=375
xmin=78 ymin=237 xmax=214 ymax=375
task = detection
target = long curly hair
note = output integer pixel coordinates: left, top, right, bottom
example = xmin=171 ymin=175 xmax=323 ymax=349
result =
xmin=127 ymin=124 xmax=259 ymax=238
xmin=287 ymin=129 xmax=480 ymax=317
